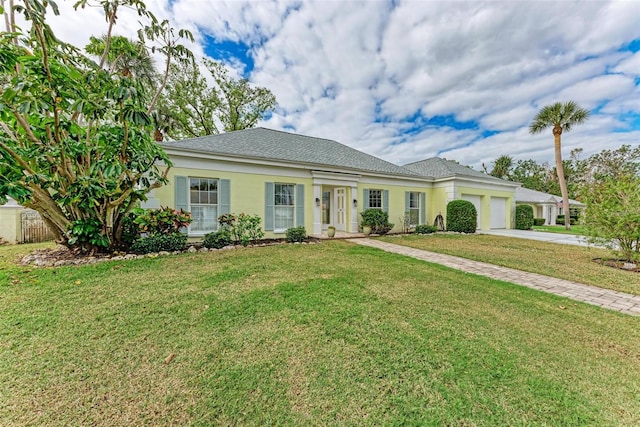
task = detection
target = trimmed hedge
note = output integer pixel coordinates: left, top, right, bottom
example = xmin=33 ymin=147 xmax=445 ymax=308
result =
xmin=446 ymin=200 xmax=477 ymax=233
xmin=533 ymin=218 xmax=545 ymax=226
xmin=131 ymin=233 xmax=188 ymax=254
xmin=515 ymin=205 xmax=534 ymax=230
xmin=556 ymin=215 xmax=578 ymax=225
xmin=415 ymin=224 xmax=437 ymax=235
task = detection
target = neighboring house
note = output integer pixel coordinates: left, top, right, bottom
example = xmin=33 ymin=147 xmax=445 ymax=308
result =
xmin=146 ymin=128 xmax=519 ymax=237
xmin=0 ymin=197 xmax=23 ymax=243
xmin=0 ymin=198 xmax=54 ymax=244
xmin=515 ymin=187 xmax=585 ymax=225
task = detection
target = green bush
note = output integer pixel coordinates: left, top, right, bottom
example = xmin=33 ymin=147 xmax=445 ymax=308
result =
xmin=361 ymin=209 xmax=394 ymax=234
xmin=446 ymin=200 xmax=477 ymax=233
xmin=218 ymin=213 xmax=264 ymax=246
xmin=515 ymin=205 xmax=534 ymax=230
xmin=556 ymin=215 xmax=577 ymax=225
xmin=203 ymin=230 xmax=233 ymax=249
xmin=414 ymin=224 xmax=437 ymax=234
xmin=131 ymin=233 xmax=187 ymax=254
xmin=67 ymin=218 xmax=110 ymax=250
xmin=533 ymin=218 xmax=545 ymax=226
xmin=133 ymin=207 xmax=192 ymax=235
xmin=286 ymin=226 xmax=307 ymax=243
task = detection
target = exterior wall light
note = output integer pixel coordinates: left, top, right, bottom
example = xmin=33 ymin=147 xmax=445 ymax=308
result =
xmin=353 ymin=199 xmax=358 ymax=208
xmin=315 ymin=197 xmax=321 ymax=207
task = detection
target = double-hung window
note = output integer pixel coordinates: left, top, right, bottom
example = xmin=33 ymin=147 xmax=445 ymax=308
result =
xmin=189 ymin=178 xmax=218 ymax=234
xmin=368 ymin=189 xmax=382 ymax=209
xmin=409 ymin=192 xmax=420 ymax=226
xmin=274 ymin=183 xmax=295 ymax=231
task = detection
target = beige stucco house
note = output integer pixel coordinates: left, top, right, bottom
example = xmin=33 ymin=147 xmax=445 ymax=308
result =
xmin=147 ymin=128 xmax=519 ymax=237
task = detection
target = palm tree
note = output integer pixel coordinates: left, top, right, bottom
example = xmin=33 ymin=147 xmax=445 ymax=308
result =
xmin=529 ymin=101 xmax=590 ymax=229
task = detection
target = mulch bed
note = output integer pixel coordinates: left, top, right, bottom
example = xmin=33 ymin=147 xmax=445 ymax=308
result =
xmin=18 ymin=238 xmax=322 ymax=268
xmin=593 ymin=258 xmax=639 ymax=273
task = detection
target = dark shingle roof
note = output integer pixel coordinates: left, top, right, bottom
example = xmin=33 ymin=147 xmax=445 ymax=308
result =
xmin=403 ymin=157 xmax=514 ymax=184
xmin=161 ymin=128 xmax=420 ymax=177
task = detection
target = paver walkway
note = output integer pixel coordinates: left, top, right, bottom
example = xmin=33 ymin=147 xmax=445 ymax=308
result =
xmin=351 ymin=238 xmax=640 ymax=317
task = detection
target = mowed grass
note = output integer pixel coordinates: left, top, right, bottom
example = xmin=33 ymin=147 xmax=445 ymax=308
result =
xmin=1 ymin=241 xmax=640 ymax=426
xmin=533 ymin=225 xmax=587 ymax=235
xmin=379 ymin=234 xmax=640 ymax=296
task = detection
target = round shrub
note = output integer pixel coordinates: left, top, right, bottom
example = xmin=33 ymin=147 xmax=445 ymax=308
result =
xmin=515 ymin=205 xmax=534 ymax=230
xmin=286 ymin=226 xmax=307 ymax=243
xmin=131 ymin=233 xmax=187 ymax=254
xmin=361 ymin=209 xmax=394 ymax=234
xmin=533 ymin=218 xmax=545 ymax=226
xmin=446 ymin=200 xmax=477 ymax=233
xmin=203 ymin=230 xmax=232 ymax=249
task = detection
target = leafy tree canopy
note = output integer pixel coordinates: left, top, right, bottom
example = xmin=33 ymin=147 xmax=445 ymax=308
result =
xmin=157 ymin=58 xmax=277 ymax=140
xmin=0 ymin=0 xmax=193 ymax=252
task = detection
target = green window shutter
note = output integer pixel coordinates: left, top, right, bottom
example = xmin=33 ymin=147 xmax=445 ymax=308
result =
xmin=363 ymin=189 xmax=370 ymax=210
xmin=295 ymin=184 xmax=304 ymax=227
xmin=219 ymin=179 xmax=230 ymax=216
xmin=175 ymin=176 xmax=188 ymax=234
xmin=265 ymin=182 xmax=275 ymax=231
xmin=420 ymin=192 xmax=426 ymax=225
xmin=383 ymin=190 xmax=389 ymax=213
xmin=405 ymin=192 xmax=410 ymax=213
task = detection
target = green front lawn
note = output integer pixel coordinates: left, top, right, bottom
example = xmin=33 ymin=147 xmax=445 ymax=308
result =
xmin=379 ymin=234 xmax=640 ymax=296
xmin=533 ymin=224 xmax=587 ymax=235
xmin=1 ymin=241 xmax=639 ymax=425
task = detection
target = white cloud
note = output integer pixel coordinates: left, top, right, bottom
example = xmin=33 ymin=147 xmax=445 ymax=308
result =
xmin=24 ymin=0 xmax=640 ymax=169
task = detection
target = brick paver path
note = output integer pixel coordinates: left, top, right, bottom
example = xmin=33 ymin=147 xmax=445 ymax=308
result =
xmin=351 ymin=238 xmax=640 ymax=317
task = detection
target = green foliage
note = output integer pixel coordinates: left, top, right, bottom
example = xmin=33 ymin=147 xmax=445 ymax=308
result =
xmin=556 ymin=215 xmax=577 ymax=226
xmin=286 ymin=226 xmax=307 ymax=243
xmin=130 ymin=233 xmax=187 ymax=254
xmin=583 ymin=174 xmax=640 ymax=262
xmin=0 ymin=0 xmax=193 ymax=252
xmin=533 ymin=218 xmax=545 ymax=226
xmin=132 ymin=207 xmax=191 ymax=235
xmin=361 ymin=209 xmax=394 ymax=235
xmin=218 ymin=213 xmax=264 ymax=246
xmin=157 ymin=58 xmax=277 ymax=140
xmin=68 ymin=218 xmax=110 ymax=250
xmin=515 ymin=205 xmax=534 ymax=230
xmin=446 ymin=200 xmax=477 ymax=233
xmin=414 ymin=224 xmax=437 ymax=235
xmin=203 ymin=229 xmax=232 ymax=249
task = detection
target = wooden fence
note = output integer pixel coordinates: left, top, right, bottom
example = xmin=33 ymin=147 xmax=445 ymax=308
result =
xmin=20 ymin=210 xmax=55 ymax=243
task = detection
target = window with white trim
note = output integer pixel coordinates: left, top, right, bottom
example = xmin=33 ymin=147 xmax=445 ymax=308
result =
xmin=409 ymin=192 xmax=420 ymax=225
xmin=274 ymin=183 xmax=295 ymax=231
xmin=189 ymin=178 xmax=218 ymax=234
xmin=368 ymin=189 xmax=382 ymax=209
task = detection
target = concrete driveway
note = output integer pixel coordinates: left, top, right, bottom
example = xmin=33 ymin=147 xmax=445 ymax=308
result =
xmin=479 ymin=229 xmax=596 ymax=247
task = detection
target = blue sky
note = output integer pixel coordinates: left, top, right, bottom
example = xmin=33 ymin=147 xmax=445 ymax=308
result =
xmin=50 ymin=0 xmax=640 ymax=169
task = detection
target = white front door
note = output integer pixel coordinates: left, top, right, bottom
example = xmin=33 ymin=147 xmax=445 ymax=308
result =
xmin=335 ymin=188 xmax=347 ymax=231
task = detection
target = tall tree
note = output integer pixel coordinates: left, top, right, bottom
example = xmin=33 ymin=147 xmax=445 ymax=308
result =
xmin=0 ymin=0 xmax=193 ymax=252
xmin=158 ymin=58 xmax=276 ymax=140
xmin=529 ymin=101 xmax=590 ymax=229
xmin=483 ymin=154 xmax=513 ymax=179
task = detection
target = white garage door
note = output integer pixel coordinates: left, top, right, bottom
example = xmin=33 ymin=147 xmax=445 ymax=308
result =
xmin=461 ymin=194 xmax=481 ymax=229
xmin=490 ymin=197 xmax=507 ymax=229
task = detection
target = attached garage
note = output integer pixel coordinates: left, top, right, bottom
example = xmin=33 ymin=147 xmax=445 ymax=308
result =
xmin=461 ymin=194 xmax=482 ymax=229
xmin=490 ymin=197 xmax=507 ymax=229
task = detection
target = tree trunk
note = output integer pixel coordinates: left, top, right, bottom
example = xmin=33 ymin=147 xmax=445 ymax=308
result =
xmin=553 ymin=125 xmax=571 ymax=230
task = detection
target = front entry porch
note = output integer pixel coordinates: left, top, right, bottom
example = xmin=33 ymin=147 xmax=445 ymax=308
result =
xmin=311 ymin=172 xmax=360 ymax=236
